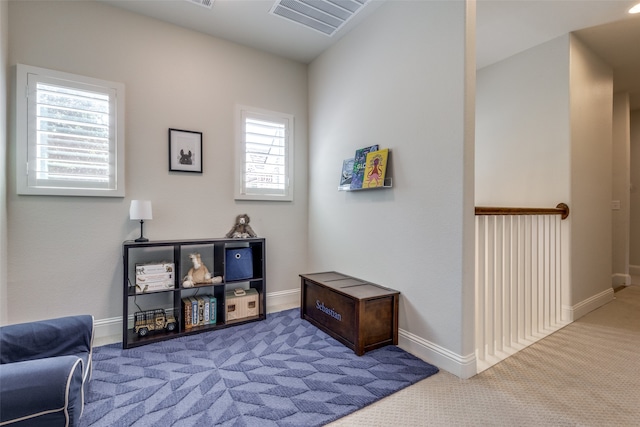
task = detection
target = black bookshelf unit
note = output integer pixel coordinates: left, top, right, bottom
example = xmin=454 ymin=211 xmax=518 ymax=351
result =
xmin=122 ymin=237 xmax=266 ymax=349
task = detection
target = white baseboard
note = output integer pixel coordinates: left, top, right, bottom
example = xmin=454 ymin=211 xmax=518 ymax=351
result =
xmin=94 ymin=316 xmax=122 ymax=343
xmin=611 ymin=273 xmax=631 ymax=287
xmin=398 ymin=328 xmax=477 ymax=379
xmin=266 ymin=288 xmax=300 ymax=313
xmin=562 ymin=287 xmax=614 ymax=322
xmin=94 ymin=288 xmax=302 ymax=344
xmin=630 ymin=265 xmax=640 ymax=276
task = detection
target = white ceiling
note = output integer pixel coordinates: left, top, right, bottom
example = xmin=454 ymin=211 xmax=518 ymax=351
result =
xmin=100 ymin=0 xmax=640 ymax=109
xmin=99 ymin=0 xmax=386 ymax=63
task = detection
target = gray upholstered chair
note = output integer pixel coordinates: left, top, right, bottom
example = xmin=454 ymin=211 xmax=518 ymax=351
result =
xmin=0 ymin=315 xmax=94 ymax=426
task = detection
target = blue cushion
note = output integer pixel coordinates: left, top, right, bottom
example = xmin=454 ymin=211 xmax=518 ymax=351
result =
xmin=0 ymin=315 xmax=93 ymax=364
xmin=0 ymin=355 xmax=84 ymax=426
xmin=0 ymin=315 xmax=93 ymax=426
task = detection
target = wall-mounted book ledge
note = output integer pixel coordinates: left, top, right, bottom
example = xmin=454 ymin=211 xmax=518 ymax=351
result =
xmin=338 ymin=145 xmax=392 ymax=191
xmin=339 ymin=177 xmax=393 ymax=191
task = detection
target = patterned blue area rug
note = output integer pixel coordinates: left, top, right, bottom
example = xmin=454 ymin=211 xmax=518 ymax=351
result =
xmin=81 ymin=309 xmax=438 ymax=426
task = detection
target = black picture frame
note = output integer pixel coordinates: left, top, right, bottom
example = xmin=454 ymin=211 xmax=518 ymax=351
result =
xmin=169 ymin=128 xmax=203 ymax=173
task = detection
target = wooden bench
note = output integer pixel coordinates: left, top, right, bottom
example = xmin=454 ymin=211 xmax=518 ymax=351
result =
xmin=300 ymin=271 xmax=399 ymax=356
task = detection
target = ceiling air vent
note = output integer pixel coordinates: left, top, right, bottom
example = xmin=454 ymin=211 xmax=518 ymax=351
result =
xmin=185 ymin=0 xmax=214 ymax=9
xmin=270 ymin=0 xmax=370 ymax=37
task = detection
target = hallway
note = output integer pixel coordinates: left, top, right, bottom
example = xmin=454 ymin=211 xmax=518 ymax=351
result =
xmin=329 ymin=285 xmax=640 ymax=426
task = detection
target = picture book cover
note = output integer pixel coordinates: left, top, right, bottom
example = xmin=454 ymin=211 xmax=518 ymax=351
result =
xmin=362 ymin=149 xmax=389 ymax=188
xmin=339 ymin=157 xmax=355 ymax=190
xmin=350 ymin=144 xmax=379 ymax=190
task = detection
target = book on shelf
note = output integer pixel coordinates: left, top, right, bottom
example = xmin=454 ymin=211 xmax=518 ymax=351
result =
xmin=350 ymin=145 xmax=379 ymax=190
xmin=338 ymin=157 xmax=355 ymax=190
xmin=202 ymin=296 xmax=210 ymax=324
xmin=136 ymin=262 xmax=174 ymax=275
xmin=197 ymin=296 xmax=206 ymax=326
xmin=182 ymin=298 xmax=193 ymax=329
xmin=209 ymin=296 xmax=217 ymax=324
xmin=189 ymin=297 xmax=198 ymax=326
xmin=136 ymin=273 xmax=173 ymax=285
xmin=135 ymin=262 xmax=175 ymax=293
xmin=135 ymin=275 xmax=174 ymax=293
xmin=362 ymin=148 xmax=389 ymax=188
xmin=135 ymin=281 xmax=174 ymax=294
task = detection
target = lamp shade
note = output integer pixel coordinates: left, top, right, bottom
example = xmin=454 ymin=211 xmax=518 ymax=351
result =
xmin=129 ymin=200 xmax=152 ymax=221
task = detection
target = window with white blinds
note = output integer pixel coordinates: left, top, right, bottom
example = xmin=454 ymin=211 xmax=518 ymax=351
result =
xmin=236 ymin=106 xmax=294 ymax=201
xmin=16 ymin=64 xmax=125 ymax=197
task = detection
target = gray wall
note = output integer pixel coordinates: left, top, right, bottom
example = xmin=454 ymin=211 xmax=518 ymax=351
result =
xmin=569 ymin=34 xmax=613 ymax=308
xmin=6 ymin=1 xmax=308 ymax=324
xmin=630 ymin=111 xmax=640 ymax=270
xmin=308 ymin=0 xmax=476 ymax=378
xmin=476 ymin=36 xmax=571 ymax=207
xmin=611 ymin=93 xmax=630 ymax=286
xmin=1 ymin=0 xmax=8 ymax=324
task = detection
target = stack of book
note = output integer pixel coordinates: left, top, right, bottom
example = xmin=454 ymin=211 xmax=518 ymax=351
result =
xmin=135 ymin=262 xmax=175 ymax=294
xmin=182 ymin=295 xmax=217 ymax=329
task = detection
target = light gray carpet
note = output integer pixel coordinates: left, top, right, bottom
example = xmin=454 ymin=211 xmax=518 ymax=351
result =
xmin=328 ymin=285 xmax=640 ymax=426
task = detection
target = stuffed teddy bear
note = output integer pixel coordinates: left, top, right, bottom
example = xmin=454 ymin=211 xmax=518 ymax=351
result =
xmin=182 ymin=253 xmax=222 ymax=288
xmin=225 ymin=214 xmax=257 ymax=238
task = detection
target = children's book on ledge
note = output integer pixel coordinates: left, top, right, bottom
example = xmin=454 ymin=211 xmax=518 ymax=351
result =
xmin=338 ymin=157 xmax=355 ymax=191
xmin=350 ymin=144 xmax=378 ymax=190
xmin=362 ymin=148 xmax=388 ymax=189
xmin=340 ymin=145 xmax=391 ymax=191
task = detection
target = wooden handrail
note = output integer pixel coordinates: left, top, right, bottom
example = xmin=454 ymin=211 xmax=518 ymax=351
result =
xmin=475 ymin=203 xmax=569 ymax=220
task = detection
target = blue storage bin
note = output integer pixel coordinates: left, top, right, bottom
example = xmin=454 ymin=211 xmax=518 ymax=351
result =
xmin=225 ymin=247 xmax=253 ymax=281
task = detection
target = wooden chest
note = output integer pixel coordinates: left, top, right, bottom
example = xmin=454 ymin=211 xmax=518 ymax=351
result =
xmin=300 ymin=271 xmax=400 ymax=356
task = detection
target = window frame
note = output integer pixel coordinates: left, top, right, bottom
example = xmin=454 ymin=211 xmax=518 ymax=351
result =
xmin=16 ymin=64 xmax=125 ymax=197
xmin=235 ymin=105 xmax=294 ymax=201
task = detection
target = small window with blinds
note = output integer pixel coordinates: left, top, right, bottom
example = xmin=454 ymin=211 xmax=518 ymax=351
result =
xmin=16 ymin=64 xmax=125 ymax=197
xmin=236 ymin=106 xmax=294 ymax=201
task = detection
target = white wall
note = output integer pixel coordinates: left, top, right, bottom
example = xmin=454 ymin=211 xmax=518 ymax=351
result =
xmin=1 ymin=0 xmax=8 ymax=324
xmin=476 ymin=33 xmax=614 ymax=318
xmin=308 ymin=1 xmax=476 ymax=378
xmin=629 ymin=111 xmax=640 ymax=270
xmin=476 ymin=36 xmax=571 ymax=207
xmin=611 ymin=93 xmax=630 ymax=286
xmin=569 ymin=34 xmax=613 ymax=308
xmin=476 ymin=35 xmax=573 ymax=317
xmin=6 ymin=1 xmax=308 ymax=325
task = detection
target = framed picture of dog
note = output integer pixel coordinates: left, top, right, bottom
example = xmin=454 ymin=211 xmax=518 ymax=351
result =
xmin=169 ymin=128 xmax=203 ymax=173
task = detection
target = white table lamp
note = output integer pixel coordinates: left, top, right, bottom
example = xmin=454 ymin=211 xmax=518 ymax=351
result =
xmin=130 ymin=200 xmax=152 ymax=242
